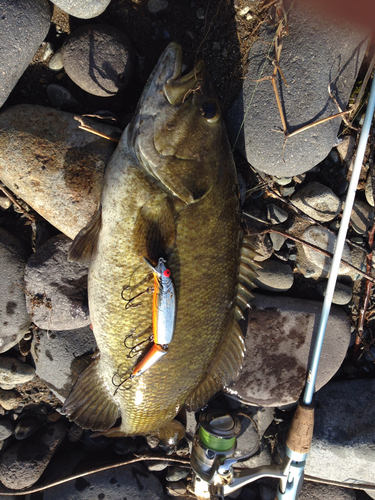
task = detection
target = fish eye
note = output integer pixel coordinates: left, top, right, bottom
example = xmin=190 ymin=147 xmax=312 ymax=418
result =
xmin=201 ymin=101 xmax=220 ymax=122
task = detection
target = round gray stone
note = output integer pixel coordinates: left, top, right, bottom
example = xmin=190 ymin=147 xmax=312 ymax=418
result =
xmin=269 ymin=231 xmax=287 ymax=252
xmin=0 ymin=418 xmax=14 ymax=440
xmin=305 ymin=379 xmax=375 ymax=487
xmin=336 ymin=135 xmax=356 ymax=165
xmin=0 ymin=357 xmax=35 ymax=390
xmin=0 ymin=389 xmax=22 ymax=411
xmin=31 ymin=326 xmax=96 ymax=402
xmin=226 ymin=293 xmax=350 ymax=406
xmin=0 ymin=0 xmax=51 ymax=107
xmin=0 ymin=104 xmax=120 ymax=240
xmin=0 ymin=422 xmax=67 ymax=490
xmin=42 ymin=463 xmax=168 ymax=499
xmin=14 ymin=416 xmax=42 ymax=440
xmin=48 ymin=49 xmax=64 ymax=71
xmin=62 ymin=24 xmax=133 ymax=97
xmin=301 ymin=226 xmax=352 ymax=275
xmin=291 ymin=182 xmax=342 ymax=222
xmin=24 ymin=234 xmax=90 ymax=331
xmin=253 ymin=259 xmax=294 ymax=292
xmin=226 ymin=3 xmax=368 ymax=177
xmin=0 ymin=228 xmax=31 ymax=353
xmin=147 ymin=0 xmax=168 ymax=13
xmin=267 ymin=203 xmax=288 ymax=224
xmin=47 ymin=84 xmax=79 ymax=110
xmin=350 ymin=199 xmax=373 ymax=235
xmin=49 ymin=0 xmax=111 ymax=19
xmin=316 ymin=280 xmax=353 ymax=305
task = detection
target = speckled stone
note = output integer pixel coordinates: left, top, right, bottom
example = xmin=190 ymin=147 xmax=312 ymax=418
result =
xmin=0 ymin=104 xmax=119 ymax=240
xmin=0 ymin=357 xmax=35 ymax=390
xmin=226 ymin=293 xmax=350 ymax=406
xmin=253 ymin=259 xmax=294 ymax=292
xmin=0 ymin=228 xmax=31 ymax=353
xmin=0 ymin=422 xmax=67 ymax=490
xmin=41 ymin=463 xmax=168 ymax=499
xmin=316 ymin=280 xmax=353 ymax=305
xmin=0 ymin=389 xmax=22 ymax=411
xmin=49 ymin=0 xmax=111 ymax=19
xmin=350 ymin=199 xmax=373 ymax=235
xmin=365 ymin=172 xmax=374 ymax=207
xmin=291 ymin=182 xmax=342 ymax=222
xmin=24 ymin=234 xmax=89 ymax=331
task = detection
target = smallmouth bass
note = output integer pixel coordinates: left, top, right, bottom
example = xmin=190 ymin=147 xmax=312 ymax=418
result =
xmin=63 ymin=42 xmax=258 ymax=441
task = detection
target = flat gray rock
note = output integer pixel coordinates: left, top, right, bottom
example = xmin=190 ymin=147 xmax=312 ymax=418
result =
xmin=291 ymin=182 xmax=342 ymax=222
xmin=62 ymin=24 xmax=133 ymax=97
xmin=225 ymin=293 xmax=350 ymax=406
xmin=31 ymin=326 xmax=97 ymax=401
xmin=0 ymin=422 xmax=67 ymax=490
xmin=0 ymin=0 xmax=51 ymax=108
xmin=49 ymin=0 xmax=111 ymax=19
xmin=0 ymin=105 xmax=119 ymax=239
xmin=24 ymin=234 xmax=90 ymax=331
xmin=253 ymin=259 xmax=294 ymax=292
xmin=41 ymin=463 xmax=168 ymax=499
xmin=0 ymin=228 xmax=31 ymax=353
xmin=226 ymin=2 xmax=369 ymax=177
xmin=305 ymin=379 xmax=375 ymax=487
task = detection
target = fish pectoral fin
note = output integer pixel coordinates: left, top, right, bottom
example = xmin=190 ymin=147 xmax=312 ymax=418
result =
xmin=62 ymin=356 xmax=119 ymax=432
xmin=68 ymin=205 xmax=102 ymax=264
xmin=185 ymin=319 xmax=246 ymax=412
xmin=134 ymin=194 xmax=176 ymax=263
xmin=150 ymin=419 xmax=185 ymax=446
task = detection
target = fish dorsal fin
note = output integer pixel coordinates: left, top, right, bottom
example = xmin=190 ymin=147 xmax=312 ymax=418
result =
xmin=134 ymin=194 xmax=176 ymax=264
xmin=62 ymin=356 xmax=119 ymax=432
xmin=68 ymin=206 xmax=102 ymax=264
xmin=185 ymin=320 xmax=246 ymax=412
xmin=185 ymin=236 xmax=260 ymax=412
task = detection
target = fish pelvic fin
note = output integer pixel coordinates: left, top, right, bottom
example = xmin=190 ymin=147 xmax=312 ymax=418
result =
xmin=134 ymin=194 xmax=176 ymax=264
xmin=62 ymin=355 xmax=119 ymax=432
xmin=185 ymin=320 xmax=246 ymax=412
xmin=68 ymin=205 xmax=102 ymax=264
xmin=150 ymin=419 xmax=185 ymax=446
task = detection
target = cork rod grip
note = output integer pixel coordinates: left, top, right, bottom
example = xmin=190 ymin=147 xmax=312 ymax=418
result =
xmin=286 ymin=402 xmax=314 ymax=455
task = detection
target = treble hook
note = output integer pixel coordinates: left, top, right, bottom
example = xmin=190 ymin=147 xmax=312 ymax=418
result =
xmin=121 ymin=286 xmax=154 ymax=309
xmin=112 ymin=368 xmax=133 ymax=395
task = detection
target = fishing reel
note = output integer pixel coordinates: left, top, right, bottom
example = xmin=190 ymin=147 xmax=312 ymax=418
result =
xmin=189 ymin=408 xmax=307 ymax=500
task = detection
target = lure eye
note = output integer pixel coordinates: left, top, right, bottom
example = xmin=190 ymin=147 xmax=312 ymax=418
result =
xmin=163 ymin=269 xmax=171 ymax=278
xmin=201 ymin=101 xmax=220 ymax=122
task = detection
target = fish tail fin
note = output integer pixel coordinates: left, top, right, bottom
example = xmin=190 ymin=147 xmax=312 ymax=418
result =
xmin=62 ymin=355 xmax=119 ymax=432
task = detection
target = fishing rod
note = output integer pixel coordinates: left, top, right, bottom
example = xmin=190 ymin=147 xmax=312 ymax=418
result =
xmin=190 ymin=70 xmax=375 ymax=500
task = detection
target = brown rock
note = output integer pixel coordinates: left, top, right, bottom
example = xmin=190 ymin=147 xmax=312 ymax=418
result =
xmin=0 ymin=104 xmax=120 ymax=239
xmin=0 ymin=389 xmax=22 ymax=411
xmin=225 ymin=293 xmax=350 ymax=406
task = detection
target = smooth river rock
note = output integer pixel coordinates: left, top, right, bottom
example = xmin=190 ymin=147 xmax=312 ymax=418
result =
xmin=226 ymin=1 xmax=369 ymax=177
xmin=62 ymin=24 xmax=133 ymax=97
xmin=49 ymin=0 xmax=112 ymax=19
xmin=0 ymin=0 xmax=51 ymax=108
xmin=24 ymin=234 xmax=90 ymax=331
xmin=0 ymin=104 xmax=120 ymax=240
xmin=226 ymin=293 xmax=350 ymax=406
xmin=305 ymin=379 xmax=375 ymax=487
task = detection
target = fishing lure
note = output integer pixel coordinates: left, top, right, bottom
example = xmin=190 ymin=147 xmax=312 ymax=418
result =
xmin=131 ymin=257 xmax=176 ymax=378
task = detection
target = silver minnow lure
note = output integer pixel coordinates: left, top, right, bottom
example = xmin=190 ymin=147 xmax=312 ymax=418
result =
xmin=132 ymin=257 xmax=176 ymax=377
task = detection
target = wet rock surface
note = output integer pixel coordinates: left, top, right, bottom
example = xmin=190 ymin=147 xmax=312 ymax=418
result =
xmin=0 ymin=1 xmax=374 ymax=499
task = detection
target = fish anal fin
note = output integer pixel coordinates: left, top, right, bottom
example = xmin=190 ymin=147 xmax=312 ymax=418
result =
xmin=185 ymin=319 xmax=245 ymax=412
xmin=151 ymin=419 xmax=185 ymax=445
xmin=68 ymin=206 xmax=102 ymax=264
xmin=62 ymin=356 xmax=119 ymax=432
xmin=134 ymin=194 xmax=176 ymax=264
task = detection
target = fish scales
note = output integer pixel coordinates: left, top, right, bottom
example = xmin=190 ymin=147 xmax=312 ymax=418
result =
xmin=63 ymin=42 xmax=257 ymax=440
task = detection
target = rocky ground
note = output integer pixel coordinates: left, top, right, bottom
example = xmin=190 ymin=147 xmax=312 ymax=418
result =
xmin=0 ymin=0 xmax=375 ymax=499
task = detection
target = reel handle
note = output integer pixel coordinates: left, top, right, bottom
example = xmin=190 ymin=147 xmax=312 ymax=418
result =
xmin=286 ymin=402 xmax=314 ymax=455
